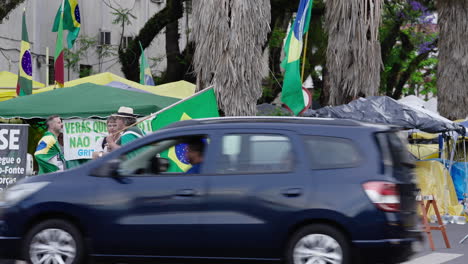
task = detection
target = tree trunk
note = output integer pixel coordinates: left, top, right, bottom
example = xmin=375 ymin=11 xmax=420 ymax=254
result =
xmin=436 ymin=0 xmax=468 ymax=120
xmin=0 ymin=0 xmax=25 ymax=23
xmin=162 ymin=4 xmax=184 ymax=83
xmin=192 ymin=0 xmax=271 ymax=116
xmin=325 ymin=0 xmax=382 ymax=105
xmin=119 ymin=0 xmax=184 ymax=82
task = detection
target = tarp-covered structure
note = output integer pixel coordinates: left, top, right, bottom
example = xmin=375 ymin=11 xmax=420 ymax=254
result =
xmin=0 ymin=71 xmax=45 ymax=102
xmin=35 ymin=72 xmax=195 ymax=99
xmin=303 ymin=96 xmax=464 ymax=134
xmin=0 ymin=83 xmax=179 ymax=119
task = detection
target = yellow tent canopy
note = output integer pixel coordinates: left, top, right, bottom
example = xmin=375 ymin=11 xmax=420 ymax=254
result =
xmin=35 ymin=72 xmax=195 ymax=99
xmin=408 ymin=144 xmax=439 ymax=159
xmin=415 ymin=160 xmax=463 ymax=217
xmin=0 ymin=71 xmax=45 ymax=102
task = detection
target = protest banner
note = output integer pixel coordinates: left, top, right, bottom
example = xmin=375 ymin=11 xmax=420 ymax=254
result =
xmin=63 ymin=117 xmax=154 ymax=160
xmin=0 ymin=124 xmax=29 ymax=191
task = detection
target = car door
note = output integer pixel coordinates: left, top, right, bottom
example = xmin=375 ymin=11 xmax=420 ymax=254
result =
xmin=199 ymin=129 xmax=309 ymax=259
xmin=91 ymin=132 xmax=212 ymax=258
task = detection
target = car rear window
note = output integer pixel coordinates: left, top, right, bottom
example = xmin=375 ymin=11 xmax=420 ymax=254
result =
xmin=303 ymin=136 xmax=362 ymax=169
xmin=375 ymin=131 xmax=414 ymax=180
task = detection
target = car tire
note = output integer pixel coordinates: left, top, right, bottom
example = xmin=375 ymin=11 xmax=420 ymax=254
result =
xmin=23 ymin=219 xmax=84 ymax=264
xmin=286 ymin=224 xmax=350 ymax=264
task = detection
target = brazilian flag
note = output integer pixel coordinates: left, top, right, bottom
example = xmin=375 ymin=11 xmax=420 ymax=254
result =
xmin=16 ymin=10 xmax=32 ymax=96
xmin=152 ymin=88 xmax=219 ymax=172
xmin=52 ymin=0 xmax=81 ymax=49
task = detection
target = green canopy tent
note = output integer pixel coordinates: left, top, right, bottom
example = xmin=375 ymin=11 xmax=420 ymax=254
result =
xmin=0 ymin=83 xmax=180 ymax=170
xmin=0 ymin=83 xmax=180 ymax=119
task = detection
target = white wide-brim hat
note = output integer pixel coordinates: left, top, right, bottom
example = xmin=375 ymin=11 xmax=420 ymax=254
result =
xmin=112 ymin=106 xmax=136 ymax=118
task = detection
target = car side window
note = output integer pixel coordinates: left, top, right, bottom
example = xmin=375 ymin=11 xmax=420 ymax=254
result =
xmin=303 ymin=136 xmax=361 ymax=169
xmin=117 ymin=135 xmax=209 ymax=176
xmin=217 ymin=133 xmax=294 ymax=174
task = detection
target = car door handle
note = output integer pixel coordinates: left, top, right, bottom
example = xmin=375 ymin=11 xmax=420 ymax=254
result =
xmin=175 ymin=189 xmax=196 ymax=197
xmin=282 ymin=188 xmax=302 ymax=197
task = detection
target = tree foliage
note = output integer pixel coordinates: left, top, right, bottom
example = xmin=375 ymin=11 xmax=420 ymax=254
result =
xmin=0 ymin=0 xmax=25 ymax=23
xmin=118 ymin=0 xmax=185 ymax=82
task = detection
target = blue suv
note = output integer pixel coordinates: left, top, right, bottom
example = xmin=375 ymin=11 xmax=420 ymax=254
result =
xmin=0 ymin=117 xmax=422 ymax=264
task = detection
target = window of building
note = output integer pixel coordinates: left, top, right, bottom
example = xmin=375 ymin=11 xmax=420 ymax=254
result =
xmin=122 ymin=36 xmax=133 ymax=50
xmin=48 ymin=57 xmax=54 ymax=85
xmin=79 ymin=64 xmax=92 ymax=78
xmin=217 ymin=134 xmax=294 ymax=174
xmin=99 ymin=31 xmax=111 ymax=46
xmin=303 ymin=136 xmax=362 ymax=169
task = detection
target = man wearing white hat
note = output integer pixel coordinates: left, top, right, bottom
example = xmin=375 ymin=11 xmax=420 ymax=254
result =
xmin=106 ymin=106 xmax=145 ymax=152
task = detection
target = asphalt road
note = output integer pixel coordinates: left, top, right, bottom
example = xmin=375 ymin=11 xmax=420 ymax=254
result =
xmin=403 ymin=223 xmax=468 ymax=264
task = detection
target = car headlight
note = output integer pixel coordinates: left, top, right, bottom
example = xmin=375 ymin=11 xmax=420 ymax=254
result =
xmin=0 ymin=182 xmax=49 ymax=205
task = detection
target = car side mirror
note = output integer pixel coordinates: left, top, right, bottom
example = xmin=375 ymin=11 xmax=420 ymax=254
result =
xmin=91 ymin=159 xmax=121 ymax=177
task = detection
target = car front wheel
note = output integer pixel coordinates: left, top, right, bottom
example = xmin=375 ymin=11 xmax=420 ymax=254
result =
xmin=23 ymin=219 xmax=84 ymax=264
xmin=286 ymin=224 xmax=350 ymax=264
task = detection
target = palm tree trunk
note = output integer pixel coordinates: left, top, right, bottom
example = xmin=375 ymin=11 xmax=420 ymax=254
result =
xmin=192 ymin=0 xmax=271 ymax=116
xmin=437 ymin=0 xmax=468 ymax=120
xmin=325 ymin=0 xmax=382 ymax=105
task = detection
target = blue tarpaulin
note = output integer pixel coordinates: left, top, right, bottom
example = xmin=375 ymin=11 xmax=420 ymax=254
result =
xmin=450 ymin=162 xmax=468 ymax=201
xmin=430 ymin=159 xmax=468 ymax=200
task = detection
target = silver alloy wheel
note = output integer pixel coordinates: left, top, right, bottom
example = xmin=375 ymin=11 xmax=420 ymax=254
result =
xmin=29 ymin=228 xmax=76 ymax=264
xmin=293 ymin=234 xmax=343 ymax=264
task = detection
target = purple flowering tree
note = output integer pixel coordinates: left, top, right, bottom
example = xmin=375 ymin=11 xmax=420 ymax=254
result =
xmin=380 ymin=0 xmax=438 ymax=100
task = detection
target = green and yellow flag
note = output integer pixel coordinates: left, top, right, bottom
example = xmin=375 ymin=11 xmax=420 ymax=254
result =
xmin=139 ymin=41 xmax=155 ymax=86
xmin=152 ymin=88 xmax=219 ymax=172
xmin=16 ymin=10 xmax=33 ymax=96
xmin=280 ymin=0 xmax=313 ymax=115
xmin=52 ymin=0 xmax=81 ymax=49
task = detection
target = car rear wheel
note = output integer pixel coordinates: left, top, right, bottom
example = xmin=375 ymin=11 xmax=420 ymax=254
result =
xmin=286 ymin=224 xmax=350 ymax=264
xmin=23 ymin=219 xmax=84 ymax=264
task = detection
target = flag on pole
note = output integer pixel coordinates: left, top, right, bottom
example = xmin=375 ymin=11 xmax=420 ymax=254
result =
xmin=16 ymin=9 xmax=33 ymax=96
xmin=52 ymin=0 xmax=81 ymax=49
xmin=152 ymin=88 xmax=219 ymax=172
xmin=280 ymin=0 xmax=313 ymax=116
xmin=54 ymin=5 xmax=65 ymax=88
xmin=139 ymin=42 xmax=155 ymax=86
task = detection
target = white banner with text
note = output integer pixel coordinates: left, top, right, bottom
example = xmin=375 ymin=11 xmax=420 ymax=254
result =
xmin=63 ymin=117 xmax=154 ymax=160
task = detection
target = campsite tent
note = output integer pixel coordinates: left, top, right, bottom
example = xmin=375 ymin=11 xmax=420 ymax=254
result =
xmin=0 ymin=71 xmax=45 ymax=102
xmin=35 ymin=72 xmax=195 ymax=99
xmin=398 ymin=95 xmax=438 ymax=114
xmin=0 ymin=83 xmax=179 ymax=119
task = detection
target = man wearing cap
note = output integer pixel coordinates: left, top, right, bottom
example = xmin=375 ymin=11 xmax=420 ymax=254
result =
xmin=106 ymin=106 xmax=145 ymax=152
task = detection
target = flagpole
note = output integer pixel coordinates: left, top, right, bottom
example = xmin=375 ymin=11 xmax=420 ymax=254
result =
xmin=54 ymin=0 xmax=65 ymax=89
xmin=301 ymin=31 xmax=309 ymax=83
xmin=46 ymin=47 xmax=49 ymax=86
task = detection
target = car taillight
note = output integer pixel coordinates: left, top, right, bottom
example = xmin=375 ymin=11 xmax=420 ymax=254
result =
xmin=363 ymin=181 xmax=400 ymax=212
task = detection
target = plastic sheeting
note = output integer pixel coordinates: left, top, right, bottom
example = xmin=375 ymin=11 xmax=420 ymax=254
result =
xmin=415 ymin=160 xmax=463 ymax=216
xmin=449 ymin=162 xmax=468 ymax=201
xmin=303 ymin=96 xmax=464 ymax=134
